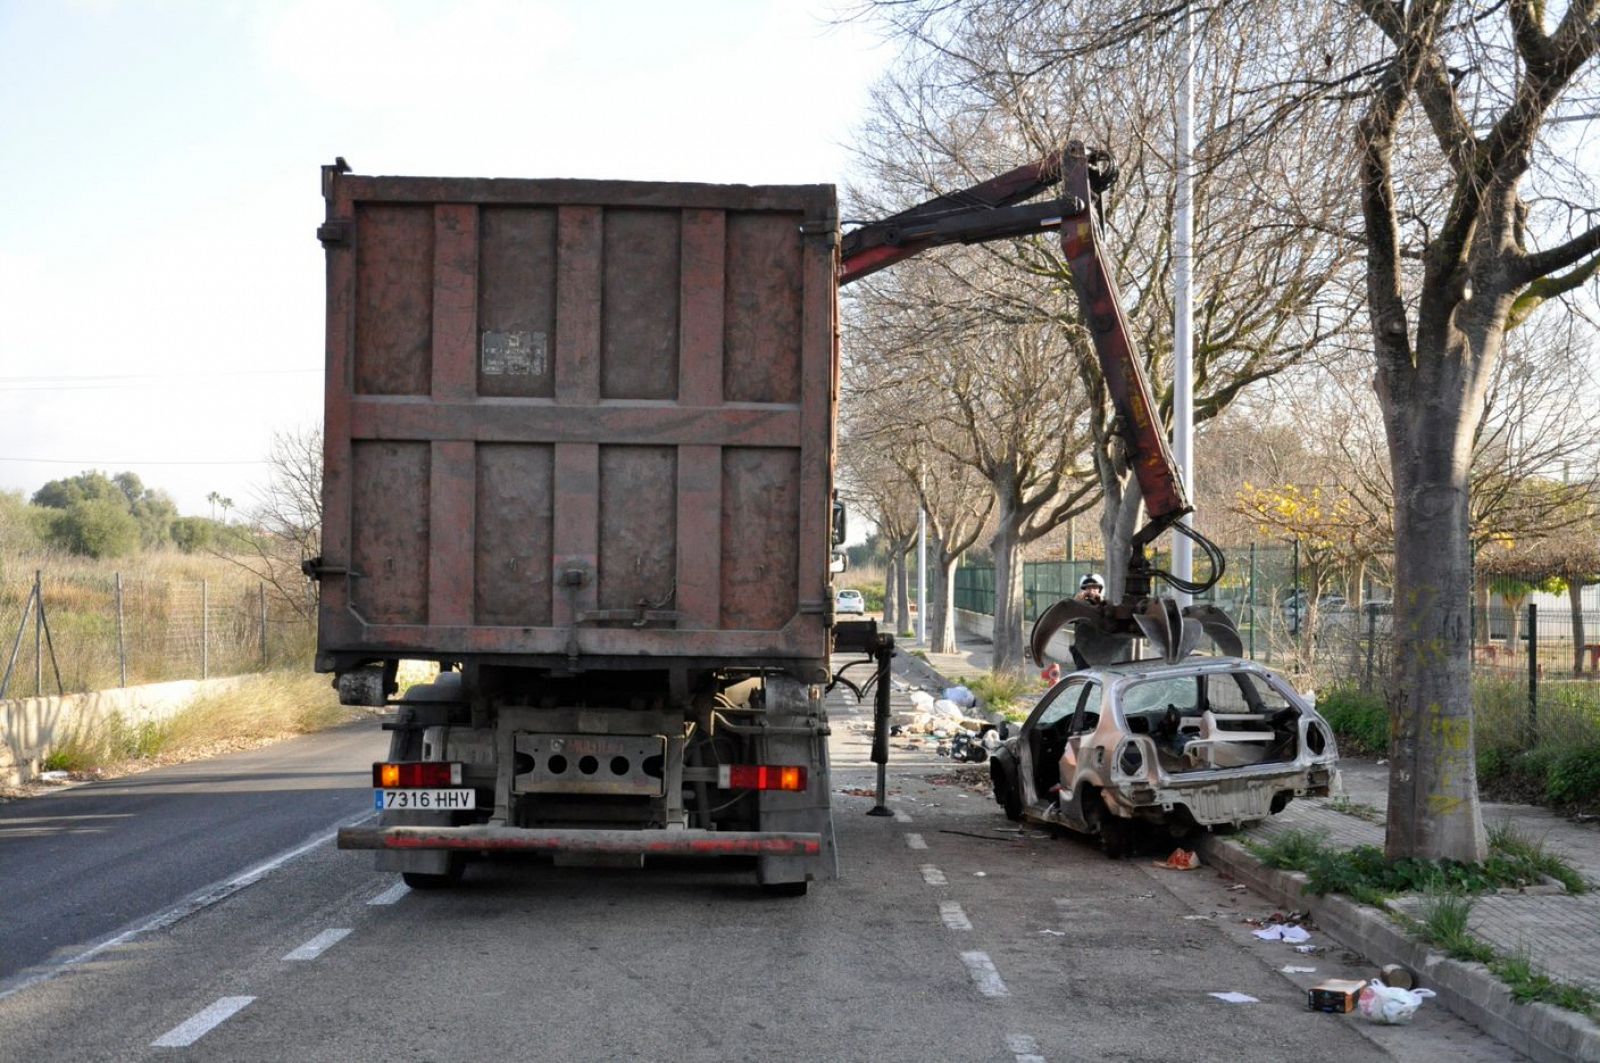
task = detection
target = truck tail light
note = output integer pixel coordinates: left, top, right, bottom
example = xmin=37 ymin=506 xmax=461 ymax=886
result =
xmin=373 ymin=762 xmax=462 ymax=788
xmin=717 ymin=765 xmax=807 ymax=791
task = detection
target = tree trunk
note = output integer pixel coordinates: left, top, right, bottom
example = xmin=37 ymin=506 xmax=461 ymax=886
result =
xmin=1571 ymin=580 xmax=1587 ymax=677
xmin=990 ymin=475 xmax=1027 ymax=674
xmin=1098 ymin=473 xmax=1141 ymax=604
xmin=895 ymin=547 xmax=914 ymax=638
xmin=1384 ymin=412 xmax=1487 ymax=863
xmin=929 ymin=533 xmax=959 ymax=655
xmin=1504 ymin=595 xmax=1523 ymax=653
xmin=882 ymin=556 xmax=898 ymax=630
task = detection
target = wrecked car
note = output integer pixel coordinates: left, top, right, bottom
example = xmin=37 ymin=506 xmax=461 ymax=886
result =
xmin=988 ymin=656 xmax=1338 ymax=856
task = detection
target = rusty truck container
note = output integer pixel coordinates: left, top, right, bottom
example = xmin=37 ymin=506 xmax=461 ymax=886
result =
xmin=313 ymin=167 xmax=839 ymax=678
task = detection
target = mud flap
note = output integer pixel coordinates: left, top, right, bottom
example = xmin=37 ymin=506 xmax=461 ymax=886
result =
xmin=756 ymin=677 xmax=838 ymax=886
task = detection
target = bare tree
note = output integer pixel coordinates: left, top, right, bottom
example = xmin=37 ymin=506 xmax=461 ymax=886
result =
xmin=848 ymin=0 xmax=1360 ymax=626
xmin=222 ymin=426 xmax=323 ymax=621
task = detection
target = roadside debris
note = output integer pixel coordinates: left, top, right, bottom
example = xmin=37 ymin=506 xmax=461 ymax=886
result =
xmin=1281 ymin=965 xmax=1318 ymax=974
xmin=1252 ymin=923 xmax=1312 ymax=943
xmin=1226 ymin=883 xmax=1249 ymax=892
xmin=1357 ymin=980 xmax=1436 ymax=1024
xmin=1153 ymin=848 xmax=1201 ymax=870
xmin=1308 ymin=978 xmax=1367 ymax=1013
xmin=1379 ymin=964 xmax=1416 ymax=990
xmin=1039 ymin=929 xmax=1066 ymax=936
xmin=1294 ymin=944 xmax=1324 ymax=955
xmin=1208 ymin=992 xmax=1259 ymax=1004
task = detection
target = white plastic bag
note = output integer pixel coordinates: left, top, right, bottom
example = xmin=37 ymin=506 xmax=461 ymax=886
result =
xmin=909 ymin=690 xmax=935 ymax=712
xmin=1356 ymin=979 xmax=1436 ymax=1025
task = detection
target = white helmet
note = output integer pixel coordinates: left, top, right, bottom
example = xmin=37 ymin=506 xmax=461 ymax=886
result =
xmin=1080 ymin=573 xmax=1105 ymax=590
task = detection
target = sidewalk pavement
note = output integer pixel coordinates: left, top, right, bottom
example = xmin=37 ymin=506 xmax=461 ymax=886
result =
xmin=1251 ymin=759 xmax=1600 ymax=993
xmin=909 ymin=627 xmax=1600 ymax=1058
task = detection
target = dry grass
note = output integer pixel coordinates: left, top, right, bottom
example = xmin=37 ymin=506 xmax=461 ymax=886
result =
xmin=34 ymin=671 xmax=357 ymax=780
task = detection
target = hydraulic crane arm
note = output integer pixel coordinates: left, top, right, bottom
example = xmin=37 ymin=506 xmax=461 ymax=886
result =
xmin=839 ymin=141 xmax=1239 ymax=664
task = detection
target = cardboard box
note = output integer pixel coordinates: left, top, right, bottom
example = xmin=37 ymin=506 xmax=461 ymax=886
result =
xmin=1307 ymin=978 xmax=1366 ymax=1013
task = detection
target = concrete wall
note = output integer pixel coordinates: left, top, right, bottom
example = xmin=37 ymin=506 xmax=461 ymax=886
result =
xmin=2 ymin=676 xmax=249 ymax=786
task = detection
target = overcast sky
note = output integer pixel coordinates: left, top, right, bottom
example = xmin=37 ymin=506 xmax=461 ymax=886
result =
xmin=0 ymin=0 xmax=889 ymax=515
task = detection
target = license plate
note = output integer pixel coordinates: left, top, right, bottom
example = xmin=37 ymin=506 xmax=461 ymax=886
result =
xmin=375 ymin=789 xmax=476 ymax=811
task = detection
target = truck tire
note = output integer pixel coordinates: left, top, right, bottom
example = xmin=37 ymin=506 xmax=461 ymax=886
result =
xmin=760 ymin=880 xmax=809 ymax=898
xmin=402 ymin=855 xmax=465 ymax=890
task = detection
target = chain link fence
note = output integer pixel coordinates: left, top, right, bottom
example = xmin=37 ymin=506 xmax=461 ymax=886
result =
xmin=0 ymin=570 xmax=316 ymax=698
xmin=954 ymin=545 xmax=1600 ymax=696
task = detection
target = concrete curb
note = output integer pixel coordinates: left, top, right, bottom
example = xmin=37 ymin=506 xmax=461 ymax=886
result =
xmin=1196 ymin=832 xmax=1600 ymax=1062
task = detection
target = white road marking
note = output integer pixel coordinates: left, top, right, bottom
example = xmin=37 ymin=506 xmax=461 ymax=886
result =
xmin=1005 ymin=1033 xmax=1046 ymax=1062
xmin=905 ymin=832 xmax=928 ymax=850
xmin=283 ymin=928 xmax=351 ymax=961
xmin=367 ymin=881 xmax=411 ymax=906
xmin=939 ymin=901 xmax=972 ymax=930
xmin=0 ymin=811 xmax=377 ymax=1004
xmin=150 ymin=995 xmax=254 ymax=1047
xmin=894 ymin=811 xmax=912 ymax=824
xmin=920 ymin=865 xmax=947 ymax=886
xmin=960 ymin=951 xmax=1010 ymax=998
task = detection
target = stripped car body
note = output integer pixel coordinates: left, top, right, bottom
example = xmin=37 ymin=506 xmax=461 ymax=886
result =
xmin=989 ymin=656 xmax=1338 ymax=855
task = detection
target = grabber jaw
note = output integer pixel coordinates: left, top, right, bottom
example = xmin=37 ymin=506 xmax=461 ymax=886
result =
xmin=1029 ymin=596 xmax=1245 ymax=669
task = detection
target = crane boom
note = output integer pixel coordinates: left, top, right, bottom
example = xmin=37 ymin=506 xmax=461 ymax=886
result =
xmin=839 ymin=141 xmax=1240 ymax=665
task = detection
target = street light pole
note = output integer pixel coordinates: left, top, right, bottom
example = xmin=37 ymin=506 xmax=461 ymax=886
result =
xmin=1172 ymin=6 xmax=1196 ymax=603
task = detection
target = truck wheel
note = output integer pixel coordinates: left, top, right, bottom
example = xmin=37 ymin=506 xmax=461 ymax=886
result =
xmin=761 ymin=880 xmax=808 ymax=898
xmin=402 ymin=854 xmax=465 ymax=890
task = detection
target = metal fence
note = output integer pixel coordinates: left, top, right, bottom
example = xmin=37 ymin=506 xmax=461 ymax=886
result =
xmin=953 ymin=549 xmax=1600 ymax=692
xmin=0 ymin=570 xmax=316 ymax=699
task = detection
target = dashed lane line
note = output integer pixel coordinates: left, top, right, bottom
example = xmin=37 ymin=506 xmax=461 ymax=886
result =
xmin=905 ymin=832 xmax=928 ymax=850
xmin=894 ymin=811 xmax=912 ymax=824
xmin=283 ymin=928 xmax=352 ymax=961
xmin=367 ymin=881 xmax=411 ymax=906
xmin=0 ymin=812 xmax=377 ymax=1004
xmin=960 ymin=951 xmax=1010 ymax=998
xmin=1005 ymin=1033 xmax=1046 ymax=1062
xmin=920 ymin=865 xmax=948 ymax=886
xmin=939 ymin=901 xmax=973 ymax=930
xmin=150 ymin=995 xmax=255 ymax=1048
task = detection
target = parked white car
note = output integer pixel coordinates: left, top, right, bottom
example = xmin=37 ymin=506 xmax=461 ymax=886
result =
xmin=835 ymin=588 xmax=866 ymax=616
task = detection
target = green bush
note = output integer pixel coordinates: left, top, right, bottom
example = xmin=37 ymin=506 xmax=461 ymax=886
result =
xmin=51 ymin=499 xmax=140 ymax=559
xmin=1315 ymin=684 xmax=1389 ymax=756
xmin=1546 ymin=745 xmax=1600 ymax=806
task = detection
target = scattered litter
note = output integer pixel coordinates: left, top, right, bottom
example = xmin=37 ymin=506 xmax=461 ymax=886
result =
xmin=837 ymin=787 xmax=878 ymax=798
xmin=38 ymin=770 xmax=71 ymax=784
xmin=1182 ymin=914 xmax=1214 ymax=921
xmin=943 ymin=685 xmax=977 ymax=709
xmin=1379 ymin=964 xmax=1415 ymax=990
xmin=1308 ymin=978 xmax=1366 ymax=1013
xmin=1039 ymin=929 xmax=1066 ymax=937
xmin=1153 ymin=848 xmax=1201 ymax=870
xmin=1375 ymin=758 xmax=1388 ymax=765
xmin=1281 ymin=965 xmax=1318 ymax=974
xmin=1226 ymin=883 xmax=1249 ymax=892
xmin=1357 ymin=980 xmax=1436 ymax=1025
xmin=1252 ymin=924 xmax=1312 ymax=943
xmin=1208 ymin=992 xmax=1259 ymax=1004
xmin=973 ymin=871 xmax=988 ymax=877
xmin=1294 ymin=944 xmax=1324 ymax=955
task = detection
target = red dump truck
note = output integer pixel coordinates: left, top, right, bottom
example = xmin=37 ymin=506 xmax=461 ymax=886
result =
xmin=316 ymin=163 xmax=848 ymax=893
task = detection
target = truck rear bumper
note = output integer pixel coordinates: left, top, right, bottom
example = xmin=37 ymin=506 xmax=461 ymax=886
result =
xmin=338 ymin=825 xmax=822 ymax=858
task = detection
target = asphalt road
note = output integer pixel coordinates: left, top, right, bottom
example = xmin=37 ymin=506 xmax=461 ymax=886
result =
xmin=0 ymin=719 xmax=389 ymax=988
xmin=0 ymin=687 xmax=1520 ymax=1061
